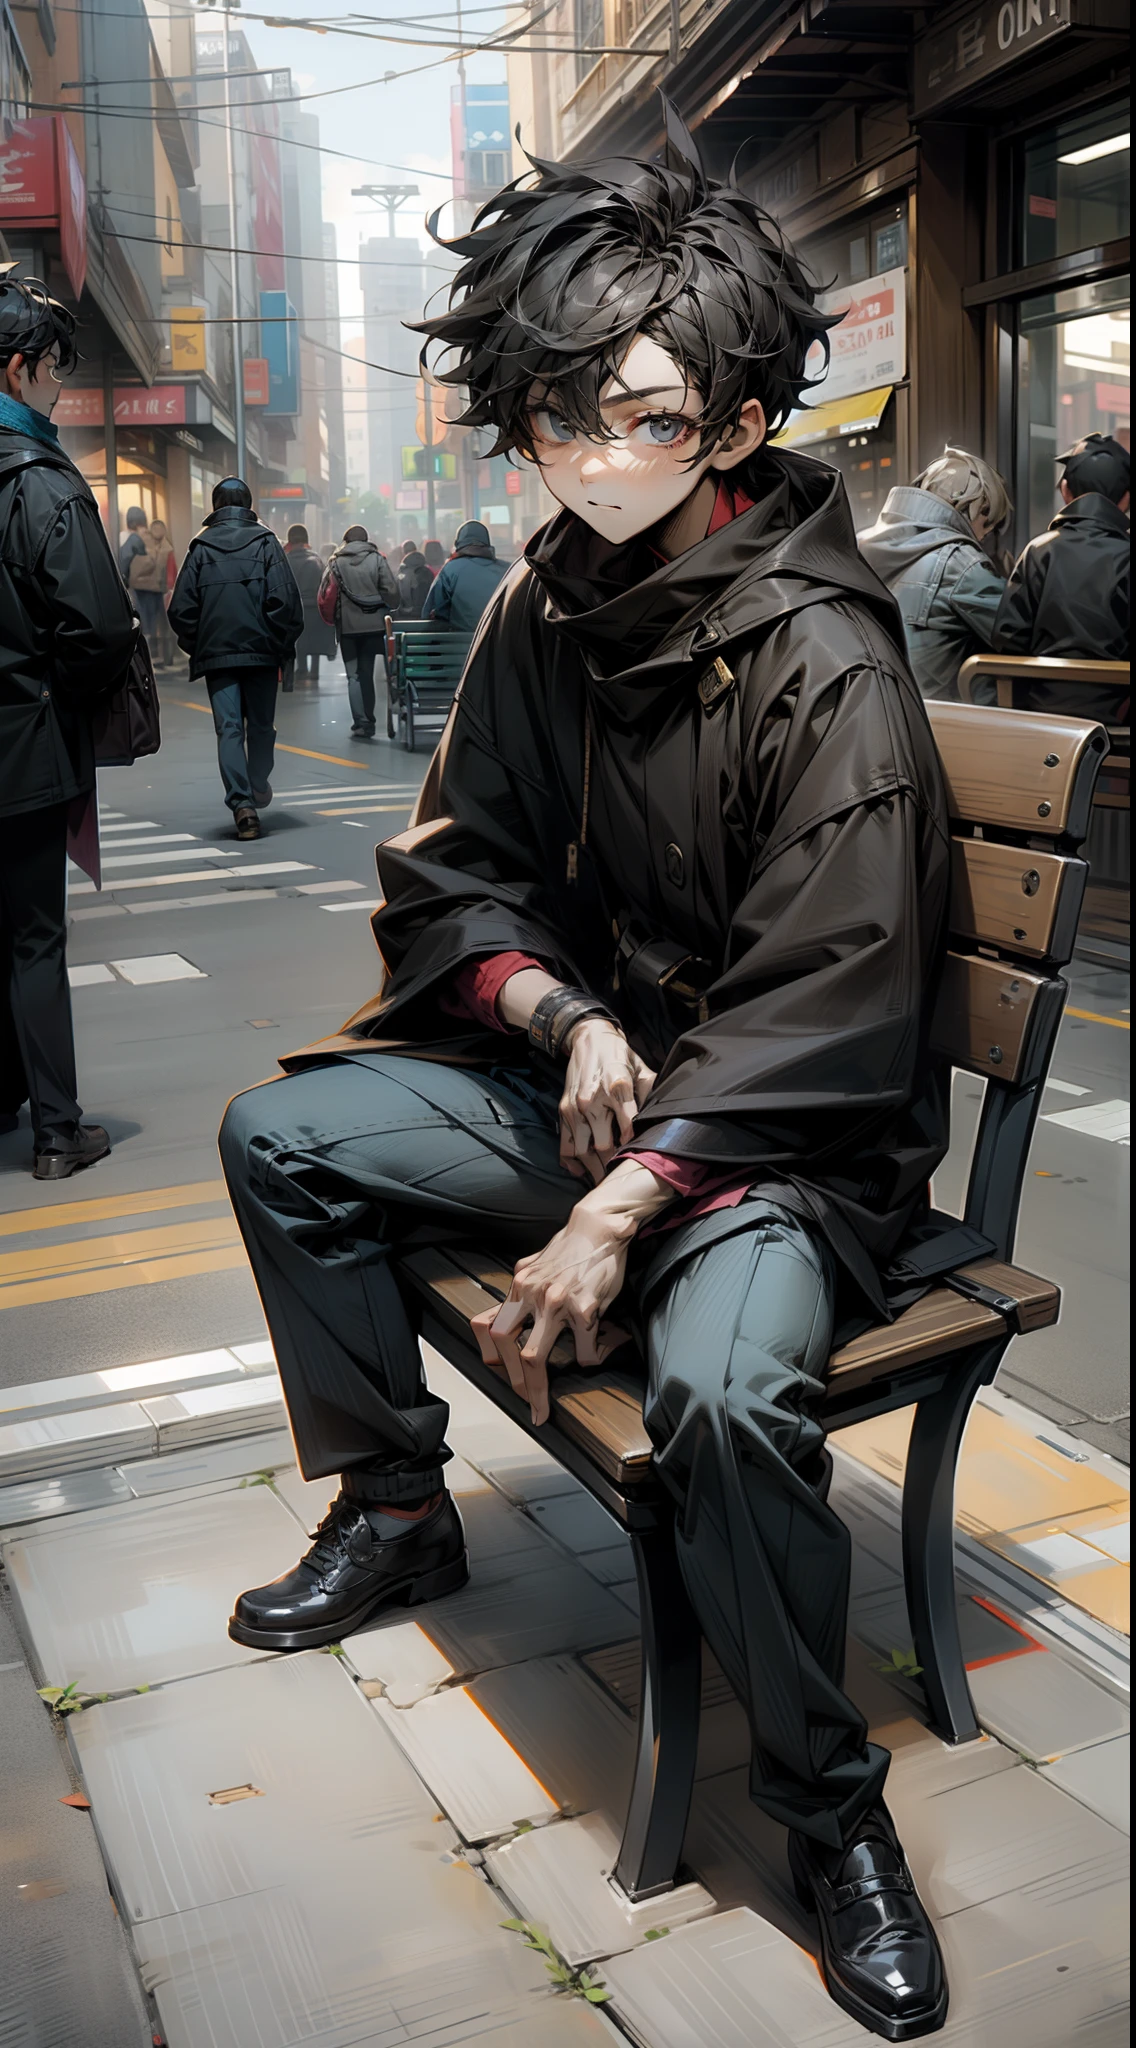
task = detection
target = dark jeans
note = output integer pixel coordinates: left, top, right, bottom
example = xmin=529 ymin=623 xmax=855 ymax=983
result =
xmin=341 ymin=633 xmax=385 ymax=732
xmin=206 ymin=668 xmax=278 ymax=812
xmin=220 ymin=1053 xmax=886 ymax=1846
xmin=0 ymin=800 xmax=84 ymax=1145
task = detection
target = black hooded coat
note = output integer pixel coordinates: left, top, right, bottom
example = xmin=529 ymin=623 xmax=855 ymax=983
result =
xmin=168 ymin=506 xmax=304 ymax=678
xmin=290 ymin=451 xmax=953 ymax=1320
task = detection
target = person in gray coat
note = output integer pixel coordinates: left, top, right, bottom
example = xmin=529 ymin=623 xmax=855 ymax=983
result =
xmin=421 ymin=520 xmax=509 ymax=633
xmin=318 ymin=526 xmax=399 ymax=738
xmin=858 ymin=449 xmax=1011 ymax=700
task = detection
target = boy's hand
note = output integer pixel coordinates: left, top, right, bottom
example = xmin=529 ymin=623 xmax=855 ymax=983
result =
xmin=559 ymin=1019 xmax=656 ymax=1184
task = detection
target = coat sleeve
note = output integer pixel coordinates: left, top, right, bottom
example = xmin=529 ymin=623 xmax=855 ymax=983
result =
xmin=421 ymin=567 xmax=445 ymax=620
xmin=945 ymin=554 xmax=1004 ymax=646
xmin=40 ymin=494 xmax=139 ymax=701
xmin=993 ymin=542 xmax=1045 ymax=653
xmin=623 ymin=623 xmax=950 ymax=1177
xmin=264 ymin=538 xmax=305 ymax=651
xmin=167 ymin=544 xmax=201 ymax=652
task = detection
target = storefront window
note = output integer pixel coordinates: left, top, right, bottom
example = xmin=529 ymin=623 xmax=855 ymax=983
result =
xmin=1017 ymin=275 xmax=1130 ymax=540
xmin=1019 ymin=100 xmax=1129 ymax=268
xmin=805 ymin=202 xmax=907 ymax=291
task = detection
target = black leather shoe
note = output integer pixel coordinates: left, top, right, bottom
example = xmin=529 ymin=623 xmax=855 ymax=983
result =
xmin=33 ymin=1124 xmax=111 ymax=1180
xmin=789 ymin=1805 xmax=947 ymax=2041
xmin=228 ymin=1492 xmax=469 ymax=1651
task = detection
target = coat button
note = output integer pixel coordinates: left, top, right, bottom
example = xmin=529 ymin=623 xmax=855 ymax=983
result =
xmin=664 ymin=842 xmax=685 ymax=888
xmin=41 ymin=687 xmax=50 ymax=700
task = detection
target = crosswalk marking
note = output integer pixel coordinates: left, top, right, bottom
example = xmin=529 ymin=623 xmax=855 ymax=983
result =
xmin=88 ymin=834 xmax=199 ymax=852
xmin=1044 ymin=1077 xmax=1090 ymax=1097
xmin=1042 ymin=1098 xmax=1130 ymax=1144
xmin=0 ymin=1215 xmax=241 ymax=1286
xmin=86 ymin=846 xmax=231 ymax=868
xmin=323 ymin=900 xmax=381 ymax=913
xmin=68 ymin=860 xmax=314 ymax=895
xmin=318 ymin=803 xmax=414 ymax=816
xmin=98 ymin=820 xmax=160 ymax=832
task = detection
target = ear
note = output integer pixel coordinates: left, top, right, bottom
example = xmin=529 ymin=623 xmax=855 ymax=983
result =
xmin=712 ymin=399 xmax=766 ymax=475
xmin=3 ymin=352 xmax=26 ymax=401
xmin=1059 ymin=479 xmax=1073 ymax=504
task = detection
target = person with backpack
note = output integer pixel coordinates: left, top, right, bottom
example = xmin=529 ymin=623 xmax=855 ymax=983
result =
xmin=168 ymin=478 xmax=303 ymax=839
xmin=0 ymin=267 xmax=138 ymax=1179
xmin=397 ymin=546 xmax=433 ymax=620
xmin=317 ymin=524 xmax=398 ymax=739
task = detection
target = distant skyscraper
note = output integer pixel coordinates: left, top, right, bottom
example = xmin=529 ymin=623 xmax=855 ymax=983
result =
xmin=360 ymin=234 xmax=424 ymax=532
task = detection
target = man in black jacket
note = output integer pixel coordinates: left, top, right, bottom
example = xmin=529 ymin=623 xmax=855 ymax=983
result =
xmin=994 ymin=433 xmax=1130 ymax=719
xmin=0 ymin=268 xmax=138 ymax=1179
xmin=168 ymin=479 xmax=303 ymax=839
xmin=220 ymin=124 xmax=952 ymax=2040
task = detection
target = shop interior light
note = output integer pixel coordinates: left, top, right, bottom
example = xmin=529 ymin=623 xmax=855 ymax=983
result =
xmin=1058 ymin=132 xmax=1129 ymax=165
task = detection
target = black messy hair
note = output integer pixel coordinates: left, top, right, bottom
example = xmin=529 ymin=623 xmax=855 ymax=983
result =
xmin=0 ymin=264 xmax=80 ymax=377
xmin=412 ymin=104 xmax=837 ymax=464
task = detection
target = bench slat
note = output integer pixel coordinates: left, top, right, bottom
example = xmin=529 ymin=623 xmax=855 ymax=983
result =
xmin=926 ymin=701 xmax=1107 ymax=842
xmin=931 ymin=952 xmax=1051 ymax=1083
xmin=949 ymin=839 xmax=1083 ymax=964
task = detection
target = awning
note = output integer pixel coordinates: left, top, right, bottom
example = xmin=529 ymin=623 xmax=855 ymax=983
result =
xmin=773 ymin=385 xmax=894 ymax=448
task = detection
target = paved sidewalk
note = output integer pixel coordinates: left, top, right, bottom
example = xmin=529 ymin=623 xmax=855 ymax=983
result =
xmin=0 ymin=1344 xmax=1128 ymax=2048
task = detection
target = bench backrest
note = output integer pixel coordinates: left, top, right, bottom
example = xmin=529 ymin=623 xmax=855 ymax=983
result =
xmin=958 ymin=654 xmax=1130 ymax=721
xmin=925 ymin=702 xmax=1109 ymax=1260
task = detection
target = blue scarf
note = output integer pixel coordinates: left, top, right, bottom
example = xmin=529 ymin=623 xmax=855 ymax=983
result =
xmin=0 ymin=391 xmax=62 ymax=447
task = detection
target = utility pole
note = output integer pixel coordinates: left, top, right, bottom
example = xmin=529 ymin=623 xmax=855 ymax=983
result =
xmin=221 ymin=0 xmax=246 ymax=481
xmin=455 ymin=0 xmax=479 ymax=523
xmin=350 ymin=185 xmax=419 ymax=237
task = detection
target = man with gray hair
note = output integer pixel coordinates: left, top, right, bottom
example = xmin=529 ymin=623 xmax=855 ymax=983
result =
xmin=859 ymin=448 xmax=1011 ymax=699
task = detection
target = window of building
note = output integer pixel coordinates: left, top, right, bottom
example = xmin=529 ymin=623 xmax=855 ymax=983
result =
xmin=1017 ymin=273 xmax=1130 ymax=539
xmin=804 ymin=201 xmax=908 ymax=291
xmin=575 ymin=0 xmax=604 ymax=82
xmin=1019 ymin=99 xmax=1129 ymax=269
xmin=1 ymin=0 xmax=32 ymax=118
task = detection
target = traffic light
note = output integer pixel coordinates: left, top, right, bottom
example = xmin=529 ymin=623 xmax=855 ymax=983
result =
xmin=401 ymin=447 xmax=456 ymax=481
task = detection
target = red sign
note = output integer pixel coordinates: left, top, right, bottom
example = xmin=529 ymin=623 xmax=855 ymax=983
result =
xmin=52 ymin=385 xmax=188 ymax=428
xmin=248 ymin=108 xmax=286 ymax=293
xmin=505 ymin=468 xmax=522 ymax=496
xmin=264 ymin=485 xmax=306 ymax=499
xmin=243 ymin=358 xmax=270 ymax=406
xmin=0 ymin=117 xmax=87 ymax=298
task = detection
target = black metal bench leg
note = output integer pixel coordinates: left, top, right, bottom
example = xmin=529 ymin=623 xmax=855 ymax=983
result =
xmin=613 ymin=1512 xmax=702 ymax=1901
xmin=901 ymin=1340 xmax=1006 ymax=1744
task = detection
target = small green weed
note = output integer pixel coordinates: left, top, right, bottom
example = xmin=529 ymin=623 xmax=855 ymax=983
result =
xmin=874 ymin=1647 xmax=923 ymax=1679
xmin=37 ymin=1682 xmax=109 ymax=1716
xmin=499 ymin=1920 xmax=612 ymax=2003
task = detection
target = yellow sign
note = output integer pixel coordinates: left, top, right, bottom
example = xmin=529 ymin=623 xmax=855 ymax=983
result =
xmin=169 ymin=307 xmax=207 ymax=374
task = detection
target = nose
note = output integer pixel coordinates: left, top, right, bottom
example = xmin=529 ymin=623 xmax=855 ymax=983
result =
xmin=578 ymin=448 xmax=609 ymax=482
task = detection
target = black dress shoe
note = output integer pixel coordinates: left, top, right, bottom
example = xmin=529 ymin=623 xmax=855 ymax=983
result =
xmin=228 ymin=1492 xmax=469 ymax=1651
xmin=789 ymin=1805 xmax=947 ymax=2041
xmin=33 ymin=1124 xmax=111 ymax=1180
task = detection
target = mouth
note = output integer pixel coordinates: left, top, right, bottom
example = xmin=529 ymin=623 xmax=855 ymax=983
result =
xmin=586 ymin=499 xmax=622 ymax=511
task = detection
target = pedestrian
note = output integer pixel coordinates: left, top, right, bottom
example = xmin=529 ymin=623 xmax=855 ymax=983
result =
xmin=397 ymin=546 xmax=433 ymax=618
xmin=168 ymin=478 xmax=303 ymax=840
xmin=421 ymin=519 xmax=510 ymax=633
xmin=221 ymin=118 xmax=951 ymax=2041
xmin=0 ymin=269 xmax=137 ymax=1178
xmin=994 ymin=433 xmax=1130 ymax=719
xmin=422 ymin=539 xmax=445 ymax=576
xmin=317 ymin=524 xmax=399 ymax=740
xmin=127 ymin=517 xmax=175 ymax=668
xmin=282 ymin=523 xmax=335 ymax=688
xmin=858 ymin=449 xmax=1010 ymax=700
xmin=118 ymin=503 xmax=148 ymax=585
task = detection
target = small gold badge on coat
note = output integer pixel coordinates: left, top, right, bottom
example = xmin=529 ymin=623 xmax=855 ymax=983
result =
xmin=698 ymin=656 xmax=736 ymax=709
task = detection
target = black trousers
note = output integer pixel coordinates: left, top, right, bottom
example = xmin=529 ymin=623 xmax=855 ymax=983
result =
xmin=220 ymin=1053 xmax=888 ymax=1846
xmin=0 ymin=801 xmax=83 ymax=1143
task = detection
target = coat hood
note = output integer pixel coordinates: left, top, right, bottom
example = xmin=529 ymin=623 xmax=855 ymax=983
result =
xmin=858 ymin=486 xmax=981 ymax=578
xmin=334 ymin=538 xmax=382 ymax=564
xmin=195 ymin=506 xmax=271 ymax=552
xmin=523 ymin=447 xmax=900 ymax=687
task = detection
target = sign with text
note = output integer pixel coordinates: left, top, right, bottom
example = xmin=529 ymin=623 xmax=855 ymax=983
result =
xmin=243 ymin=358 xmax=270 ymax=406
xmin=53 ymin=386 xmax=190 ymax=427
xmin=806 ymin=269 xmax=906 ymax=404
xmin=170 ymin=309 xmax=207 ymax=374
xmin=915 ymin=0 xmax=1071 ymax=113
xmin=0 ymin=116 xmax=87 ymax=297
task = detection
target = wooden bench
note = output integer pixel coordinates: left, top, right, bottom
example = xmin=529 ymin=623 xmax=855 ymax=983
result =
xmin=397 ymin=701 xmax=1109 ymax=1904
xmin=384 ymin=615 xmax=472 ymax=751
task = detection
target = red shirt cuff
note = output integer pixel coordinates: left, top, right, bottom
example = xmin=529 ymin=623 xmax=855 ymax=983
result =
xmin=442 ymin=952 xmax=550 ymax=1032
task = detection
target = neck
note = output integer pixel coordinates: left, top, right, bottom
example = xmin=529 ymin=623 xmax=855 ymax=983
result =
xmin=0 ymin=390 xmax=59 ymax=445
xmin=654 ymin=472 xmax=719 ymax=561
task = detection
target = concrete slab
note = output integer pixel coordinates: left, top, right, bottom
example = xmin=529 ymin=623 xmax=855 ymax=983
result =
xmin=469 ymin=1655 xmax=636 ymax=1823
xmin=968 ymin=1647 xmax=1129 ymax=1762
xmin=0 ymin=1465 xmax=133 ymax=1533
xmin=1042 ymin=1735 xmax=1130 ymax=1834
xmin=371 ymin=1685 xmax=559 ymax=1841
xmin=3 ymin=1486 xmax=301 ymax=1692
xmin=0 ymin=1401 xmax=156 ymax=1483
xmin=142 ymin=1373 xmax=286 ymax=1447
xmin=347 ymin=1620 xmax=455 ymax=1703
xmin=486 ymin=1811 xmax=715 ymax=1967
xmin=602 ymin=1907 xmax=868 ymax=2048
xmin=525 ymin=1492 xmax=623 ymax=1555
xmin=117 ymin=1429 xmax=296 ymax=1496
xmin=413 ymin=1550 xmax=637 ymax=1675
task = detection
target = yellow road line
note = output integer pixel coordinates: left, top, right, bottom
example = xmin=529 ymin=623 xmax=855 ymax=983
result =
xmin=1066 ymin=1006 xmax=1130 ymax=1030
xmin=0 ymin=1180 xmax=227 ymax=1238
xmin=170 ymin=699 xmax=387 ymax=774
xmin=0 ymin=1245 xmax=249 ymax=1312
xmin=0 ymin=1217 xmax=242 ymax=1287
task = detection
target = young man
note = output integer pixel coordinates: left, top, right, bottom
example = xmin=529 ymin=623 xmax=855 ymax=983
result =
xmin=317 ymin=525 xmax=399 ymax=738
xmin=221 ymin=124 xmax=951 ymax=2041
xmin=421 ymin=519 xmax=509 ymax=633
xmin=994 ymin=432 xmax=1129 ymax=719
xmin=282 ymin=523 xmax=335 ymax=688
xmin=0 ymin=267 xmax=137 ymax=1177
xmin=859 ymin=448 xmax=1010 ymax=700
xmin=168 ymin=478 xmax=303 ymax=838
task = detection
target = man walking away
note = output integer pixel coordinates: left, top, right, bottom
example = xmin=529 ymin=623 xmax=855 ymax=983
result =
xmin=0 ymin=267 xmax=137 ymax=1178
xmin=282 ymin=523 xmax=335 ymax=688
xmin=422 ymin=519 xmax=509 ymax=634
xmin=859 ymin=449 xmax=1010 ymax=700
xmin=994 ymin=433 xmax=1130 ymax=719
xmin=168 ymin=478 xmax=302 ymax=840
xmin=128 ymin=518 xmax=174 ymax=667
xmin=118 ymin=504 xmax=148 ymax=585
xmin=397 ymin=546 xmax=433 ymax=620
xmin=317 ymin=524 xmax=398 ymax=739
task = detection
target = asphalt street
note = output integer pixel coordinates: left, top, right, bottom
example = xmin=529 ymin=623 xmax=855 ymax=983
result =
xmin=0 ymin=653 xmax=1129 ymax=1462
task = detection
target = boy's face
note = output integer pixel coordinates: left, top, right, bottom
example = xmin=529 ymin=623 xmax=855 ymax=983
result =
xmin=526 ymin=335 xmax=763 ymax=545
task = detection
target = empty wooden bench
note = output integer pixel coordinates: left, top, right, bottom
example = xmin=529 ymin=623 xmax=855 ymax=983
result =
xmin=398 ymin=700 xmax=1108 ymax=1904
xmin=384 ymin=616 xmax=472 ymax=751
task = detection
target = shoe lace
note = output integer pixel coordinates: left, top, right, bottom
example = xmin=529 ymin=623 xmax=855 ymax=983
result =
xmin=304 ymin=1498 xmax=364 ymax=1579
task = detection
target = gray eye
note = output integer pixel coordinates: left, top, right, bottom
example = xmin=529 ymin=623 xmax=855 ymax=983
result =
xmin=536 ymin=409 xmax=575 ymax=444
xmin=642 ymin=414 xmax=688 ymax=445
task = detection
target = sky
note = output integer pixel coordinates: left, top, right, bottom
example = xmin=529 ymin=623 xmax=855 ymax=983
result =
xmin=233 ymin=2 xmax=517 ymax=333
